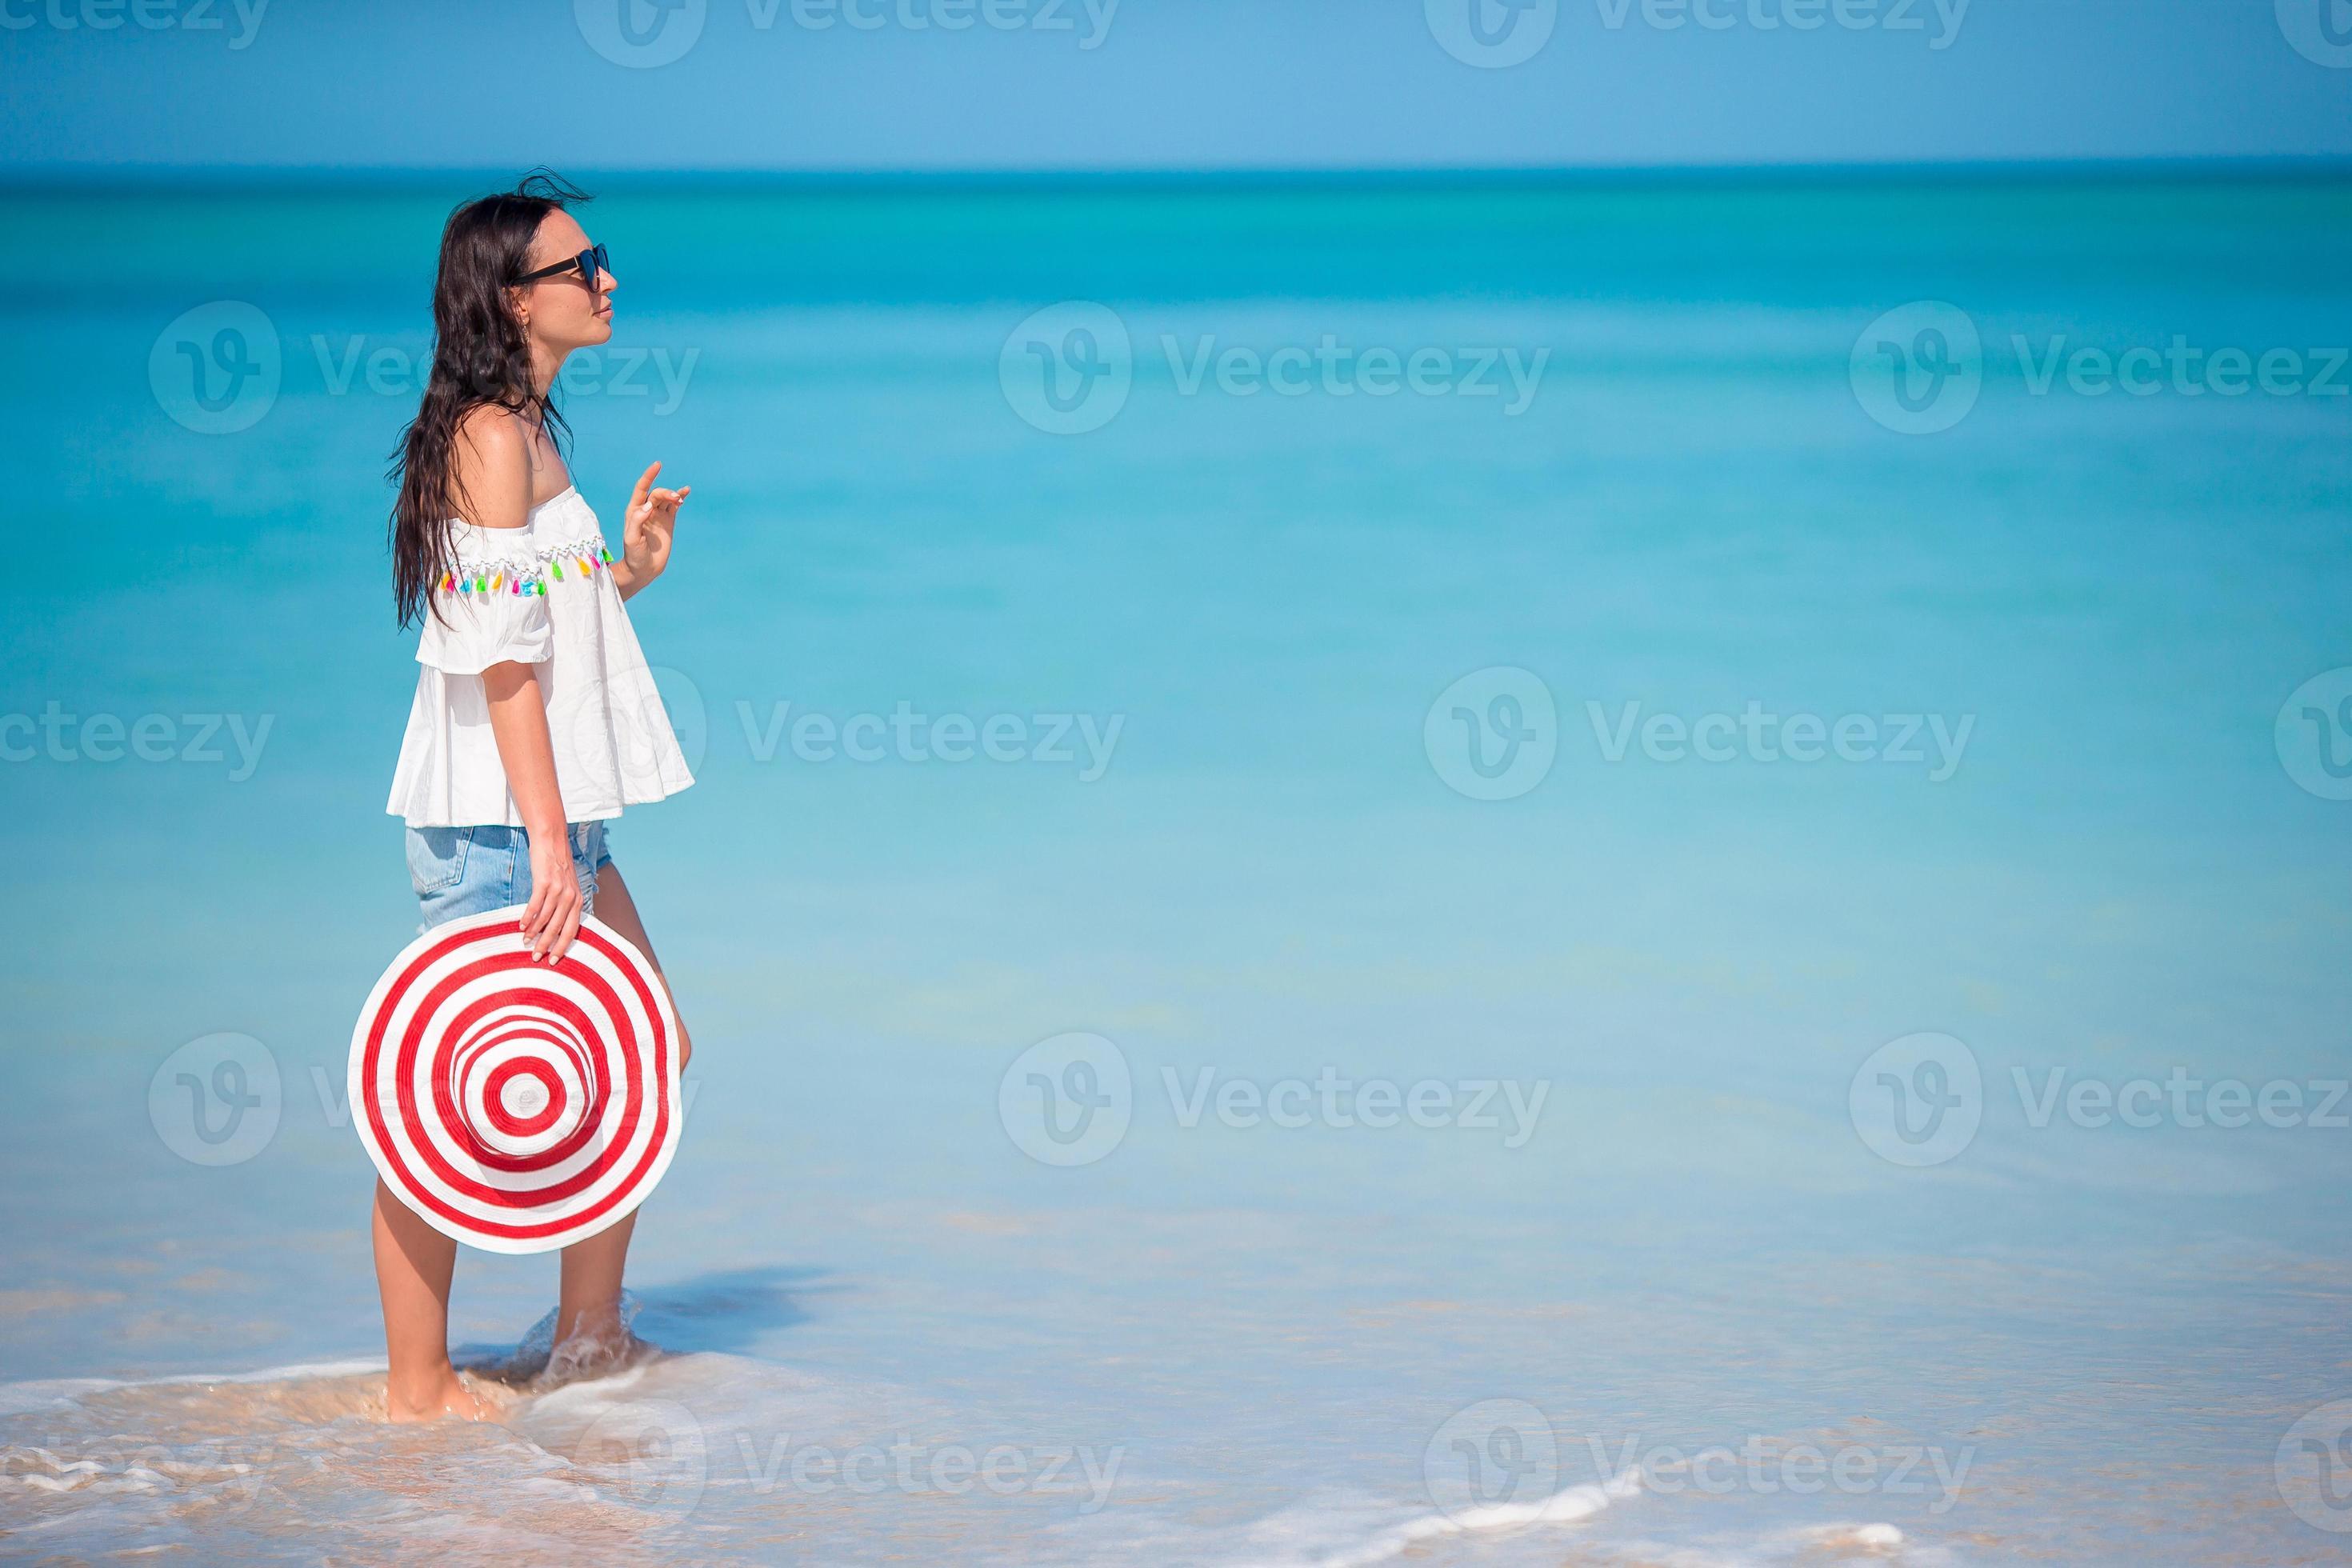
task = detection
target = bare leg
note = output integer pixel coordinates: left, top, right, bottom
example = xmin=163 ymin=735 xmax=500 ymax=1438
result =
xmin=591 ymin=861 xmax=693 ymax=1070
xmin=551 ymin=861 xmax=690 ymax=1362
xmin=372 ymin=1179 xmax=496 ymax=1421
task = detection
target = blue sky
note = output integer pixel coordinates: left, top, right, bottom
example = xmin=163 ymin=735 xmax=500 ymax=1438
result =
xmin=4 ymin=0 xmax=2351 ymax=172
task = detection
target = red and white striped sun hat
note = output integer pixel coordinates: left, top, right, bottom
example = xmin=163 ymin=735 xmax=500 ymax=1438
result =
xmin=348 ymin=906 xmax=684 ymax=1254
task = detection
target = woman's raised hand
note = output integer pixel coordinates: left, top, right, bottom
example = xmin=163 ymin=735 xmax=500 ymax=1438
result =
xmin=619 ymin=461 xmax=690 ymax=589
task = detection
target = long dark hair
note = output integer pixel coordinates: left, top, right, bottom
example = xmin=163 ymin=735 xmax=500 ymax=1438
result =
xmin=388 ymin=170 xmax=590 ymax=627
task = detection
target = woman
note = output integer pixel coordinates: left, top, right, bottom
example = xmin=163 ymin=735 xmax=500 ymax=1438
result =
xmin=379 ymin=172 xmax=697 ymax=1422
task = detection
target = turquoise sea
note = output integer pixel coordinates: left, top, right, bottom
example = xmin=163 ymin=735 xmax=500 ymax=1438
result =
xmin=2 ymin=174 xmax=2350 ymax=1563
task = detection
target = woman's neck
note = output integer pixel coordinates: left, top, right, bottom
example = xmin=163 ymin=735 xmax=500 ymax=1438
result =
xmin=527 ymin=339 xmax=563 ymax=399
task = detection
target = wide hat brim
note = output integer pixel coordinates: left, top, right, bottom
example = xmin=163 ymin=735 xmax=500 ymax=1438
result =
xmin=349 ymin=905 xmax=683 ymax=1254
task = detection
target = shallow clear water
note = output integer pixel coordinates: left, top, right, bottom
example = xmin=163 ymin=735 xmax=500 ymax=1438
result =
xmin=2 ymin=175 xmax=2350 ymax=1564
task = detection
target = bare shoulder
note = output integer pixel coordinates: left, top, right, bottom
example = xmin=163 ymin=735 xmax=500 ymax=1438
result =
xmin=450 ymin=406 xmax=536 ymax=530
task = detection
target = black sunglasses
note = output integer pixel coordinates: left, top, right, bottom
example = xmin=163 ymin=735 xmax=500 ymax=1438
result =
xmin=516 ymin=242 xmax=610 ymax=289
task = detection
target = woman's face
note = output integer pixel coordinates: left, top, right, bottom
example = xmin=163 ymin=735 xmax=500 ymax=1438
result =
xmin=513 ymin=208 xmax=615 ymax=357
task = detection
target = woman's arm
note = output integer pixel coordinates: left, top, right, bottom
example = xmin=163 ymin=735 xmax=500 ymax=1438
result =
xmin=455 ymin=407 xmax=582 ymax=962
xmin=609 ymin=460 xmax=690 ymax=601
xmin=484 ymin=662 xmax=581 ymax=962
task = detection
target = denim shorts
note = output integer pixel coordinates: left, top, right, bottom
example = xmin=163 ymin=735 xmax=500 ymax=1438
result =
xmin=406 ymin=822 xmax=612 ymax=932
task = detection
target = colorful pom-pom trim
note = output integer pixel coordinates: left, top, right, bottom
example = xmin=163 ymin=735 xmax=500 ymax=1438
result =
xmin=436 ymin=535 xmax=614 ymax=598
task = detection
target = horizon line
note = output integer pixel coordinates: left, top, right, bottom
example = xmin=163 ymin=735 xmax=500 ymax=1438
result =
xmin=4 ymin=154 xmax=2351 ymax=194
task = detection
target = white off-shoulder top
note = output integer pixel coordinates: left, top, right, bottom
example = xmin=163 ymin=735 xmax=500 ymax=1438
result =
xmin=386 ymin=486 xmax=694 ymax=829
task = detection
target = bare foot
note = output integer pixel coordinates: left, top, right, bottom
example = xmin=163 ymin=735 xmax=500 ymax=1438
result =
xmin=385 ymin=1368 xmax=509 ymax=1424
xmin=536 ymin=1318 xmax=658 ymax=1390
